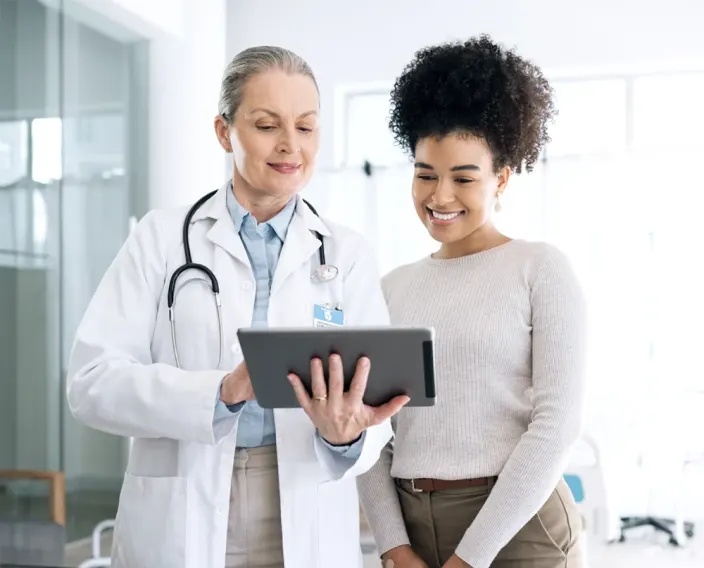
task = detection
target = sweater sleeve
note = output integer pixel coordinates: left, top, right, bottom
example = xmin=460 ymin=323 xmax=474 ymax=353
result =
xmin=357 ymin=415 xmax=411 ymax=556
xmin=455 ymin=246 xmax=588 ymax=568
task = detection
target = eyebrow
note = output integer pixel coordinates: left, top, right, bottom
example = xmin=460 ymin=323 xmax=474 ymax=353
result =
xmin=414 ymin=162 xmax=481 ymax=172
xmin=250 ymin=108 xmax=318 ymax=119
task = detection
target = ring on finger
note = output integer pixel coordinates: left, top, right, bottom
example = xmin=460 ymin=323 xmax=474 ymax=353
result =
xmin=313 ymin=395 xmax=328 ymax=402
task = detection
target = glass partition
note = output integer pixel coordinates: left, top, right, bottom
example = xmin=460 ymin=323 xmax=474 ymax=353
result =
xmin=0 ymin=0 xmax=146 ymax=562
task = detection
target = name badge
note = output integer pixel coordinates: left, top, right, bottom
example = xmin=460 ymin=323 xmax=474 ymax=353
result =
xmin=313 ymin=303 xmax=344 ymax=328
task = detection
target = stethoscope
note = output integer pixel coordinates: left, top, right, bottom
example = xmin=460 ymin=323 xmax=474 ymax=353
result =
xmin=167 ymin=189 xmax=338 ymax=369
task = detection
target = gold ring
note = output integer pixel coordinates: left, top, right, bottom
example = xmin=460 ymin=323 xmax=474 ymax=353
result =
xmin=313 ymin=395 xmax=327 ymax=402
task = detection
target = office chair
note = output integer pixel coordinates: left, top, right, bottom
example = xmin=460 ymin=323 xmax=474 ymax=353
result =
xmin=619 ymin=389 xmax=702 ymax=546
xmin=619 ymin=516 xmax=694 ymax=546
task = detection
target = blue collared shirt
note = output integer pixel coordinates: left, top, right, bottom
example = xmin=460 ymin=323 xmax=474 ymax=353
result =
xmin=213 ymin=188 xmax=363 ymax=458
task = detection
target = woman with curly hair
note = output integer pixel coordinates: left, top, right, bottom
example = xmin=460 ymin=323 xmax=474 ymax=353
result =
xmin=357 ymin=36 xmax=587 ymax=568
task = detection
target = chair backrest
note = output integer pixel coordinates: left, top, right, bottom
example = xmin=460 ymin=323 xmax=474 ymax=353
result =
xmin=564 ymin=474 xmax=585 ymax=503
xmin=0 ymin=469 xmax=67 ymax=565
xmin=564 ymin=434 xmax=620 ymax=544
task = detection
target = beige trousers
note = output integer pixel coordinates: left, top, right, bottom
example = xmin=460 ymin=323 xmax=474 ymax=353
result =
xmin=396 ymin=477 xmax=586 ymax=568
xmin=225 ymin=445 xmax=285 ymax=568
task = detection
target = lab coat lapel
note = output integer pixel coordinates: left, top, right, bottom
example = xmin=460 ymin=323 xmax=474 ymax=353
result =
xmin=271 ymin=195 xmax=332 ymax=297
xmin=271 ymin=213 xmax=320 ymax=297
xmin=206 ymin=217 xmax=250 ymax=268
xmin=191 ymin=182 xmax=250 ymax=268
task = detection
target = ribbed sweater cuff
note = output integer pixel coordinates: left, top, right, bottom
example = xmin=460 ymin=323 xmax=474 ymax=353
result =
xmin=375 ymin=528 xmax=411 ymax=558
xmin=456 ymin=528 xmax=501 ymax=568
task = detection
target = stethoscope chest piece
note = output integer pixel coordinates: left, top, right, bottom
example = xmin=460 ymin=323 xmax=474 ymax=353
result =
xmin=310 ymin=264 xmax=339 ymax=283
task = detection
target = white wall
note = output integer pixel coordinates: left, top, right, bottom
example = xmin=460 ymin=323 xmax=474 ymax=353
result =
xmin=147 ymin=0 xmax=228 ymax=209
xmin=227 ymin=0 xmax=704 ymax=169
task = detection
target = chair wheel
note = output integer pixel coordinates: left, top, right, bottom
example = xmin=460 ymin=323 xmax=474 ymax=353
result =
xmin=669 ymin=537 xmax=682 ymax=547
xmin=685 ymin=528 xmax=695 ymax=538
xmin=619 ymin=534 xmax=626 ymax=543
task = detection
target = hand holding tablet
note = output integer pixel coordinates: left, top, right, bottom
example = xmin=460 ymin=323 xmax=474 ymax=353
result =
xmin=286 ymin=353 xmax=410 ymax=445
xmin=237 ymin=326 xmax=437 ymax=410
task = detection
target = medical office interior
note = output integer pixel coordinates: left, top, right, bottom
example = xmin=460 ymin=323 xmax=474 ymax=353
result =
xmin=0 ymin=0 xmax=703 ymax=566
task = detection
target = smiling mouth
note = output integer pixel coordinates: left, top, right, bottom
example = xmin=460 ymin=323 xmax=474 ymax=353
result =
xmin=268 ymin=163 xmax=301 ymax=174
xmin=427 ymin=208 xmax=465 ymax=224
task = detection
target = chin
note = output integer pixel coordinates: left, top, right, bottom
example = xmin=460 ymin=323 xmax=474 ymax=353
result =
xmin=424 ymin=220 xmax=470 ymax=243
xmin=268 ymin=173 xmax=310 ymax=193
xmin=257 ymin=179 xmax=299 ymax=197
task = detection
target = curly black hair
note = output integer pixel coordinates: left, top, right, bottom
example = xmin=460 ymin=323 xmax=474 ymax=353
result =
xmin=389 ymin=35 xmax=556 ymax=173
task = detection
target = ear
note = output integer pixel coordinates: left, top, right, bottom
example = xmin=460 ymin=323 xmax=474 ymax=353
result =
xmin=214 ymin=115 xmax=233 ymax=153
xmin=496 ymin=165 xmax=511 ymax=193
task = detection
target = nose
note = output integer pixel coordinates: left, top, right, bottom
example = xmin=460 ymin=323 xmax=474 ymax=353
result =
xmin=275 ymin=126 xmax=300 ymax=155
xmin=431 ymin=179 xmax=455 ymax=206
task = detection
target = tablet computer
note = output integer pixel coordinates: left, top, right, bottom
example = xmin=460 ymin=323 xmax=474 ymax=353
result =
xmin=236 ymin=326 xmax=436 ymax=409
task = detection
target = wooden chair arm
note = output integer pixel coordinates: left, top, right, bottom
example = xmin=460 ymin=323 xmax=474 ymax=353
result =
xmin=0 ymin=470 xmax=66 ymax=526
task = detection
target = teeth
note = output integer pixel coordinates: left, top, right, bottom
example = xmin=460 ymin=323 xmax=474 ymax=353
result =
xmin=431 ymin=210 xmax=461 ymax=221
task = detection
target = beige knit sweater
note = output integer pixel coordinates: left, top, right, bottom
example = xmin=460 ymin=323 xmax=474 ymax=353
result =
xmin=357 ymin=240 xmax=587 ymax=568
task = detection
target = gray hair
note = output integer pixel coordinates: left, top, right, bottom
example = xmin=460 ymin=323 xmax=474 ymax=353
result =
xmin=218 ymin=46 xmax=319 ymax=124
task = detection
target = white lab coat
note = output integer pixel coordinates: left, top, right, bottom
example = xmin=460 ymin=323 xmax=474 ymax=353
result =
xmin=66 ymin=182 xmax=393 ymax=568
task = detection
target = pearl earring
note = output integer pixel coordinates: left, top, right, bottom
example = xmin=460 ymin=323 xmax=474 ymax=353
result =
xmin=494 ymin=193 xmax=503 ymax=213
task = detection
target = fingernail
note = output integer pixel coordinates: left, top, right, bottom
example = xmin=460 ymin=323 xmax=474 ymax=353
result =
xmin=332 ymin=354 xmax=341 ymax=365
xmin=361 ymin=357 xmax=370 ymax=369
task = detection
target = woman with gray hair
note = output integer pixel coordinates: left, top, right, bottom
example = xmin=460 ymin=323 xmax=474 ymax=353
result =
xmin=66 ymin=46 xmax=408 ymax=568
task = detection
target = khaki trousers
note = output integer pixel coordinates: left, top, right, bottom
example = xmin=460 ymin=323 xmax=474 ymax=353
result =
xmin=225 ymin=445 xmax=284 ymax=568
xmin=396 ymin=477 xmax=586 ymax=568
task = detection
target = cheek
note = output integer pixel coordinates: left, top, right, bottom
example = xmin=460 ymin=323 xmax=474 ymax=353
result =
xmin=301 ymin=134 xmax=320 ymax=165
xmin=460 ymin=193 xmax=485 ymax=212
xmin=461 ymin=185 xmax=494 ymax=212
xmin=412 ymin=182 xmax=431 ymax=207
xmin=235 ymin=136 xmax=271 ymax=171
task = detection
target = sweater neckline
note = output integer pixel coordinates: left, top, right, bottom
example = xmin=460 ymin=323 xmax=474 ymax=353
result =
xmin=423 ymin=239 xmax=521 ymax=267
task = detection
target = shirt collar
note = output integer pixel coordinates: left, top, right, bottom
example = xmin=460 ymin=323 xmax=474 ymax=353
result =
xmin=225 ymin=183 xmax=296 ymax=242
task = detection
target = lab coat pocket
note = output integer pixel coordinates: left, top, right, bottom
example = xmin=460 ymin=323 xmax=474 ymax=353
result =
xmin=112 ymin=473 xmax=188 ymax=568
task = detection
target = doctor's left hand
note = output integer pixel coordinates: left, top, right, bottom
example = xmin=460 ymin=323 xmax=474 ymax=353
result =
xmin=287 ymin=354 xmax=410 ymax=446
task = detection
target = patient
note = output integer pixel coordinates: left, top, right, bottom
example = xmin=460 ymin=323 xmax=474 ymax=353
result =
xmin=357 ymin=35 xmax=588 ymax=568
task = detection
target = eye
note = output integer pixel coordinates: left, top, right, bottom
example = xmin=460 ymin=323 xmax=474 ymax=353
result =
xmin=297 ymin=126 xmax=314 ymax=133
xmin=256 ymin=125 xmax=276 ymax=131
xmin=455 ymin=177 xmax=473 ymax=184
xmin=416 ymin=174 xmax=436 ymax=181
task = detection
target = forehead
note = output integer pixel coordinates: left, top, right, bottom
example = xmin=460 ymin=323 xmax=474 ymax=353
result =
xmin=415 ymin=134 xmax=493 ymax=167
xmin=239 ymin=70 xmax=319 ymax=116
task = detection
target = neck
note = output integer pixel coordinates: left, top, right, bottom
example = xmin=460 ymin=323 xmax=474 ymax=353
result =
xmin=231 ymin=171 xmax=292 ymax=223
xmin=435 ymin=224 xmax=510 ymax=259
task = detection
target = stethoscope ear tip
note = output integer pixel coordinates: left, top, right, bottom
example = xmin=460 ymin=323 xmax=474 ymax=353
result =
xmin=310 ymin=265 xmax=339 ymax=283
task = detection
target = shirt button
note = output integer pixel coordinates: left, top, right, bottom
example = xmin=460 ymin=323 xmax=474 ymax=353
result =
xmin=241 ymin=280 xmax=253 ymax=290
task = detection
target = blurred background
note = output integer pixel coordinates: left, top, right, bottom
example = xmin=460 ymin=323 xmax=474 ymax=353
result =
xmin=0 ymin=0 xmax=703 ymax=566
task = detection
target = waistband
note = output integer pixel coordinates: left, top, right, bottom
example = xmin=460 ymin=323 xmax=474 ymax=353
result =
xmin=396 ymin=476 xmax=498 ymax=493
xmin=234 ymin=444 xmax=278 ymax=469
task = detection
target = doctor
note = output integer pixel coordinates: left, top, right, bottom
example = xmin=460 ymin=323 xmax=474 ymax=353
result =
xmin=66 ymin=45 xmax=408 ymax=568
